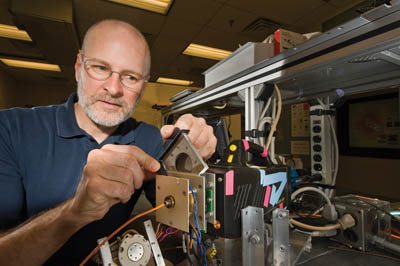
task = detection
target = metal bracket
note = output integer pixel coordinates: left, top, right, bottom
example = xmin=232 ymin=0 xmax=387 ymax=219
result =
xmin=144 ymin=220 xmax=165 ymax=266
xmin=242 ymin=206 xmax=265 ymax=266
xmin=97 ymin=237 xmax=113 ymax=266
xmin=272 ymin=208 xmax=290 ymax=266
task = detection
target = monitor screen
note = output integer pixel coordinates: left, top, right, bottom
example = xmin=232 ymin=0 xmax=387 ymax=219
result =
xmin=338 ymin=92 xmax=400 ymax=158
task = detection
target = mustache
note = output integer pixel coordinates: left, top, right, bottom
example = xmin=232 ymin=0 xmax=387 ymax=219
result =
xmin=93 ymin=94 xmax=125 ymax=106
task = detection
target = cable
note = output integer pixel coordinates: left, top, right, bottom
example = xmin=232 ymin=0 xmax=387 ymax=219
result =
xmin=79 ymin=203 xmax=166 ymax=266
xmin=265 ymin=84 xmax=282 ymax=154
xmin=349 ymin=196 xmax=400 ymax=222
xmin=291 ymin=186 xmax=333 ymax=206
xmin=290 ymin=219 xmax=341 ymax=231
xmin=189 ymin=184 xmax=207 ymax=266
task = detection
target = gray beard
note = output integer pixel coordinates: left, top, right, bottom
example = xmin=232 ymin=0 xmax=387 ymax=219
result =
xmin=76 ymin=70 xmax=141 ymax=127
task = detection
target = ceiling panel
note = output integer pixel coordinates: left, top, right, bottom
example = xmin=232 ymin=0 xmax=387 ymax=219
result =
xmin=192 ymin=26 xmax=252 ymax=51
xmin=73 ymin=0 xmax=167 ymax=40
xmin=0 ymin=38 xmax=43 ymax=59
xmin=0 ymin=0 xmax=14 ymax=25
xmin=0 ymin=0 xmax=373 ymax=92
xmin=226 ymin=0 xmax=323 ymax=29
xmin=168 ymin=0 xmax=223 ymax=27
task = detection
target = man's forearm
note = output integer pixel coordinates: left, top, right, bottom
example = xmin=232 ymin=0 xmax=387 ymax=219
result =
xmin=0 ymin=199 xmax=87 ymax=265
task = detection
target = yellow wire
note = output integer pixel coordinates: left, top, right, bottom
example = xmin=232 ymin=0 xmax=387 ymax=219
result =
xmin=79 ymin=203 xmax=166 ymax=266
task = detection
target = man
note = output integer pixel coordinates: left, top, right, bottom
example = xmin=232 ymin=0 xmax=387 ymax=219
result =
xmin=0 ymin=19 xmax=216 ymax=265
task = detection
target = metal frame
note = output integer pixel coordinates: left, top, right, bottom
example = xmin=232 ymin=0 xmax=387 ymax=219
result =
xmin=162 ymin=1 xmax=400 ymax=117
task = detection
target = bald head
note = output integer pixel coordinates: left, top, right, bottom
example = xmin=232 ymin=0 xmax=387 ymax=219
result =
xmin=81 ymin=19 xmax=151 ymax=76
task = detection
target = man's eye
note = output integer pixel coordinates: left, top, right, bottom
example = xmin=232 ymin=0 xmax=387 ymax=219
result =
xmin=124 ymin=74 xmax=139 ymax=82
xmin=92 ymin=64 xmax=109 ymax=72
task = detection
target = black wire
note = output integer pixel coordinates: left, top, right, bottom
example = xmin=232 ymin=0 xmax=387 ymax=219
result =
xmin=349 ymin=196 xmax=399 ymax=222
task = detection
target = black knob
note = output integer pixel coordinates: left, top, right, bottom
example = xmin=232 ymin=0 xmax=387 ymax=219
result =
xmin=314 ymin=164 xmax=322 ymax=171
xmin=313 ymin=145 xmax=322 ymax=152
xmin=313 ymin=126 xmax=321 ymax=133
xmin=313 ymin=135 xmax=321 ymax=143
xmin=313 ymin=154 xmax=322 ymax=162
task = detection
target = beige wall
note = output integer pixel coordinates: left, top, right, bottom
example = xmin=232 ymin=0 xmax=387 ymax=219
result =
xmin=132 ymin=83 xmax=198 ymax=128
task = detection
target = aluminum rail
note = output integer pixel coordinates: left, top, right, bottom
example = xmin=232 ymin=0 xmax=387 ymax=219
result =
xmin=162 ymin=1 xmax=400 ymax=116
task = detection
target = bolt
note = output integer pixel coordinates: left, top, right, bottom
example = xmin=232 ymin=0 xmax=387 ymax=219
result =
xmin=217 ymin=177 xmax=223 ymax=182
xmin=279 ymin=245 xmax=286 ymax=253
xmin=250 ymin=235 xmax=260 ymax=244
xmin=120 ymin=247 xmax=124 ymax=253
xmin=278 ymin=212 xmax=287 ymax=219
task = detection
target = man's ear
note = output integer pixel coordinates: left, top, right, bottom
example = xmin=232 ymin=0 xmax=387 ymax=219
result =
xmin=74 ymin=54 xmax=82 ymax=82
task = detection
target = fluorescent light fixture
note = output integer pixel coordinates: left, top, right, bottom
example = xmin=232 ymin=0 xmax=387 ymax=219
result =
xmin=0 ymin=24 xmax=32 ymax=41
xmin=183 ymin=43 xmax=232 ymax=61
xmin=156 ymin=77 xmax=193 ymax=86
xmin=107 ymin=0 xmax=173 ymax=15
xmin=0 ymin=58 xmax=61 ymax=72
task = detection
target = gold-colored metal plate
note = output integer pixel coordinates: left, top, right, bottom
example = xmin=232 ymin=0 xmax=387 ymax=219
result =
xmin=168 ymin=171 xmax=206 ymax=231
xmin=156 ymin=175 xmax=189 ymax=232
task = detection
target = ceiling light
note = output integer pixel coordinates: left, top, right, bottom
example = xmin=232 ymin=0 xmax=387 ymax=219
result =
xmin=0 ymin=24 xmax=32 ymax=41
xmin=0 ymin=58 xmax=61 ymax=72
xmin=107 ymin=0 xmax=173 ymax=15
xmin=183 ymin=43 xmax=232 ymax=61
xmin=156 ymin=77 xmax=194 ymax=86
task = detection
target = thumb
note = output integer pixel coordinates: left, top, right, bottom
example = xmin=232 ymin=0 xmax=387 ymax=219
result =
xmin=160 ymin=125 xmax=175 ymax=140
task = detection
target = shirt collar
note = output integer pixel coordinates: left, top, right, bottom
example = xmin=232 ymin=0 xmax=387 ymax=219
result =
xmin=56 ymin=93 xmax=86 ymax=138
xmin=56 ymin=92 xmax=138 ymax=144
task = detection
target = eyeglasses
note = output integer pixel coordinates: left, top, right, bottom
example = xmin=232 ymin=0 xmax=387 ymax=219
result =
xmin=80 ymin=54 xmax=148 ymax=90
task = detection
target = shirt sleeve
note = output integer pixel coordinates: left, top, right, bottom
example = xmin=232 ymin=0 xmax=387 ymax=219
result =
xmin=0 ymin=112 xmax=25 ymax=229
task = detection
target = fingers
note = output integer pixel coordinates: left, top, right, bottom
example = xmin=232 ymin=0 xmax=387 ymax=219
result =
xmin=102 ymin=144 xmax=160 ymax=173
xmin=160 ymin=125 xmax=175 ymax=140
xmin=71 ymin=145 xmax=160 ymax=222
xmin=173 ymin=114 xmax=217 ymax=159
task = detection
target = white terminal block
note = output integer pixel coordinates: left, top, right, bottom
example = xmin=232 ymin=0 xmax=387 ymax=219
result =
xmin=310 ymin=105 xmax=333 ymax=185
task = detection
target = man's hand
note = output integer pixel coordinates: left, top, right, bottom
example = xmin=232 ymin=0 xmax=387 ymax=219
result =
xmin=160 ymin=114 xmax=217 ymax=159
xmin=68 ymin=144 xmax=160 ymax=223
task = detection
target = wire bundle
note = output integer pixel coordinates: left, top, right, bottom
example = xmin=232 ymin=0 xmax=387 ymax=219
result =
xmin=189 ymin=184 xmax=207 ymax=266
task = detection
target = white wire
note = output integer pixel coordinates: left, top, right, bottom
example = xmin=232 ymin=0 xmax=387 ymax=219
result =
xmin=291 ymin=186 xmax=333 ymax=206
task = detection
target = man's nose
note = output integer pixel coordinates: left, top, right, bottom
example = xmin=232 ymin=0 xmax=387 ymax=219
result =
xmin=104 ymin=72 xmax=124 ymax=96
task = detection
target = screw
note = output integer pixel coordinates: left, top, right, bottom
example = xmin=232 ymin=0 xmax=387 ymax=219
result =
xmin=250 ymin=235 xmax=260 ymax=244
xmin=278 ymin=212 xmax=287 ymax=219
xmin=157 ymin=185 xmax=160 ymax=190
xmin=279 ymin=245 xmax=286 ymax=253
xmin=217 ymin=177 xmax=223 ymax=182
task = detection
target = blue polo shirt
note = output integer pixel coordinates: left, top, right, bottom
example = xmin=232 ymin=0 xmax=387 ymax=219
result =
xmin=0 ymin=93 xmax=163 ymax=265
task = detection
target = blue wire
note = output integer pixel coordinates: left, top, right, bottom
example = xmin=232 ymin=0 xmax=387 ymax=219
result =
xmin=189 ymin=184 xmax=207 ymax=266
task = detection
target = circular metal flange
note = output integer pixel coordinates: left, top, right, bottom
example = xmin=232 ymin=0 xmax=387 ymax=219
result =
xmin=118 ymin=234 xmax=151 ymax=266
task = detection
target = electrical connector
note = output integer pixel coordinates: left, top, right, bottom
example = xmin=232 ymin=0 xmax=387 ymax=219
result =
xmin=164 ymin=195 xmax=175 ymax=208
xmin=337 ymin=213 xmax=356 ymax=230
xmin=322 ymin=204 xmax=338 ymax=222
